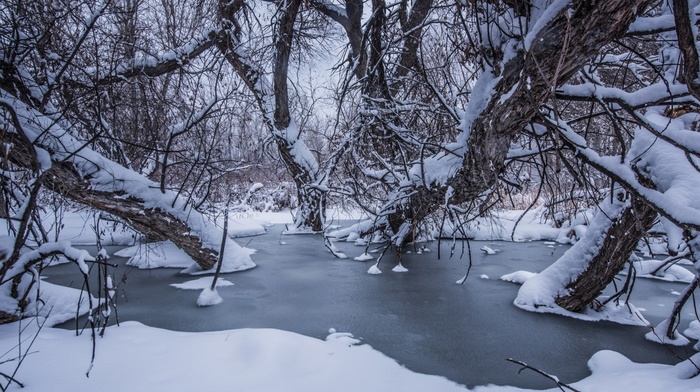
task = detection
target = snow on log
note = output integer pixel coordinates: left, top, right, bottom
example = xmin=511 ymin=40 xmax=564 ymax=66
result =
xmin=1 ymin=89 xmax=255 ymax=272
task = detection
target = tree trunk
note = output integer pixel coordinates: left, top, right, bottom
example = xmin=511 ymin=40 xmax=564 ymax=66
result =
xmin=217 ymin=0 xmax=327 ymax=232
xmin=555 ymin=194 xmax=657 ymax=312
xmin=294 ymin=187 xmax=327 ymax=232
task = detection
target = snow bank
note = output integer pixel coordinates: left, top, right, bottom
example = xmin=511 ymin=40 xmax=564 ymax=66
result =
xmin=114 ymin=240 xmax=255 ymax=275
xmin=512 ymin=194 xmax=652 ymax=326
xmin=0 ymin=322 xmax=467 ymax=392
xmin=437 ymin=209 xmax=566 ymax=242
xmin=2 ymin=321 xmax=699 ymax=392
xmin=0 ymin=280 xmax=91 ymax=327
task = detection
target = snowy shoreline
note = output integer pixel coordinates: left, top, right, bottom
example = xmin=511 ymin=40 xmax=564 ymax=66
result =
xmin=1 ymin=210 xmax=699 ymax=391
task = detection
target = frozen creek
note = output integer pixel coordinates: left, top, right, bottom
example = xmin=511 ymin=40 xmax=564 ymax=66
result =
xmin=46 ymin=224 xmax=696 ymax=389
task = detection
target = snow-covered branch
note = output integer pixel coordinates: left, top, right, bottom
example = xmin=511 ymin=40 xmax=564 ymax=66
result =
xmin=92 ymin=31 xmax=220 ymax=85
xmin=1 ymin=89 xmax=255 ymax=272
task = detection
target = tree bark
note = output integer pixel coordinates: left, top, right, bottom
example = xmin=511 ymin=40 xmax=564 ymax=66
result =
xmin=673 ymin=0 xmax=700 ymax=101
xmin=311 ymin=0 xmax=365 ymax=79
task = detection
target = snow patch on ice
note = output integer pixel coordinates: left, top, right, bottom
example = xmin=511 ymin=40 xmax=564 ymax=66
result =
xmin=480 ymin=246 xmax=497 ymax=255
xmin=620 ymin=260 xmax=695 ymax=283
xmin=645 ymin=319 xmax=691 ymax=346
xmin=500 ymin=271 xmax=537 ymax=284
xmin=170 ymin=277 xmax=234 ymax=290
xmin=0 ymin=279 xmax=92 ymax=327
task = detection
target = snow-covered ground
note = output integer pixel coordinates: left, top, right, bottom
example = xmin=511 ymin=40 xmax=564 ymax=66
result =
xmin=1 ymin=209 xmax=700 ymax=391
xmin=1 ymin=319 xmax=698 ymax=392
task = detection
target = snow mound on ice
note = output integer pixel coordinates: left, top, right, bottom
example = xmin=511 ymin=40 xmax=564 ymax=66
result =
xmin=500 ymin=271 xmax=537 ymax=284
xmin=354 ymin=253 xmax=373 ymax=261
xmin=197 ymin=287 xmax=223 ymax=307
xmin=367 ymin=264 xmax=382 ymax=275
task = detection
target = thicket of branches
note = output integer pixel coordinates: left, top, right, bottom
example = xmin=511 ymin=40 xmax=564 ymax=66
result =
xmin=3 ymin=0 xmax=700 ymax=342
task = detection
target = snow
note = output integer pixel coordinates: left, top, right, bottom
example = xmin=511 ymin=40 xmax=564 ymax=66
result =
xmin=367 ymin=264 xmax=382 ymax=275
xmin=117 ymin=241 xmax=204 ymax=269
xmin=554 ymin=350 xmax=700 ymax=392
xmin=620 ymin=260 xmax=696 ymax=283
xmin=327 ymin=219 xmax=378 ymax=241
xmin=0 ymin=280 xmax=91 ymax=327
xmin=0 ymin=321 xmax=469 ymax=392
xmin=392 ymin=263 xmax=409 ymax=272
xmin=481 ymin=246 xmax=497 ymax=255
xmin=437 ymin=208 xmax=563 ymax=242
xmin=170 ymin=277 xmax=234 ymax=290
xmin=500 ymin=271 xmax=537 ymax=284
xmin=684 ymin=320 xmax=700 ymax=340
xmin=1 ymin=320 xmax=698 ymax=392
xmin=645 ymin=319 xmax=691 ymax=346
xmin=353 ymin=253 xmax=373 ymax=261
xmin=196 ymin=287 xmax=223 ymax=306
xmin=523 ymin=0 xmax=574 ymax=50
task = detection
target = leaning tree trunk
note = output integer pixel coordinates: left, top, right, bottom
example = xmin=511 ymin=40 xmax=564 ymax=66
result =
xmin=555 ymin=194 xmax=657 ymax=312
xmin=2 ymin=110 xmax=240 ymax=272
xmin=398 ymin=0 xmax=655 ymax=226
xmin=44 ymin=162 xmax=221 ymax=269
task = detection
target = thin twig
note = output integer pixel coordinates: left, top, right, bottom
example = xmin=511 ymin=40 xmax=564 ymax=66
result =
xmin=506 ymin=358 xmax=580 ymax=392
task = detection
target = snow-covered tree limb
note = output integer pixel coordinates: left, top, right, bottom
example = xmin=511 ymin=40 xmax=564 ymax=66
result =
xmin=396 ymin=0 xmax=655 ymax=228
xmin=1 ymin=90 xmax=255 ymax=272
